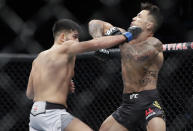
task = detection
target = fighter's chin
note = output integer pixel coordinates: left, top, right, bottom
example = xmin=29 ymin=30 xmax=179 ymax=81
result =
xmin=130 ymin=23 xmax=136 ymax=27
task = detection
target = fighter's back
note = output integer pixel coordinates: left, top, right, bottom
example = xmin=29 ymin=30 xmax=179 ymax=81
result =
xmin=31 ymin=45 xmax=75 ymax=106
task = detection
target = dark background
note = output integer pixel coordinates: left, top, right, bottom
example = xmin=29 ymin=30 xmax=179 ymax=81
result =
xmin=0 ymin=0 xmax=193 ymax=131
xmin=0 ymin=0 xmax=193 ymax=54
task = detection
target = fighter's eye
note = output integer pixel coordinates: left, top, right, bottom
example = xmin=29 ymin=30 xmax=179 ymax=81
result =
xmin=73 ymin=34 xmax=79 ymax=39
xmin=137 ymin=14 xmax=141 ymax=18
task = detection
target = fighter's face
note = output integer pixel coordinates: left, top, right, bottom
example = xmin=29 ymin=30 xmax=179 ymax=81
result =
xmin=66 ymin=30 xmax=79 ymax=42
xmin=130 ymin=10 xmax=154 ymax=32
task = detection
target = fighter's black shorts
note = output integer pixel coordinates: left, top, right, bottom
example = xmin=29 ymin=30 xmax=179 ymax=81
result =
xmin=112 ymin=89 xmax=165 ymax=130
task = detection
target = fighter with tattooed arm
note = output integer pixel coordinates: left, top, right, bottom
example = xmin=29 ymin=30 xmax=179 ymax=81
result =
xmin=26 ymin=18 xmax=142 ymax=131
xmin=89 ymin=3 xmax=165 ymax=131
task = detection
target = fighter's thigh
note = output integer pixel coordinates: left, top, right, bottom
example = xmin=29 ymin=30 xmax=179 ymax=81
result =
xmin=64 ymin=117 xmax=93 ymax=131
xmin=146 ymin=117 xmax=166 ymax=131
xmin=99 ymin=115 xmax=128 ymax=131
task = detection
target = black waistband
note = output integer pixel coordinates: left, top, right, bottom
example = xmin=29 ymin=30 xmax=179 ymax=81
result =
xmin=123 ymin=89 xmax=158 ymax=96
xmin=122 ymin=89 xmax=159 ymax=100
xmin=46 ymin=102 xmax=67 ymax=110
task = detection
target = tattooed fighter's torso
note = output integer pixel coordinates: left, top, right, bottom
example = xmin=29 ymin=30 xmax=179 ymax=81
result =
xmin=119 ymin=39 xmax=163 ymax=93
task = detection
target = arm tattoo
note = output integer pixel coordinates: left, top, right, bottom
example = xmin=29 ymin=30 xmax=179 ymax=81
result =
xmin=89 ymin=23 xmax=104 ymax=38
xmin=135 ymin=45 xmax=158 ymax=61
xmin=122 ymin=41 xmax=159 ymax=62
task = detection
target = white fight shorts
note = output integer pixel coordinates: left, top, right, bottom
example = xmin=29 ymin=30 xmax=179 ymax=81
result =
xmin=29 ymin=101 xmax=74 ymax=131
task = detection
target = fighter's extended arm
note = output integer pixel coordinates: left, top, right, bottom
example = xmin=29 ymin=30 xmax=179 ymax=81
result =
xmin=66 ymin=34 xmax=127 ymax=55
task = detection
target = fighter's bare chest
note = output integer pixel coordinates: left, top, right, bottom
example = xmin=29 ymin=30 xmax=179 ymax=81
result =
xmin=120 ymin=43 xmax=152 ymax=62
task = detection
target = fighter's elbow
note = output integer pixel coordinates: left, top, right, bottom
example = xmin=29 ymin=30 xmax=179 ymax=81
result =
xmin=89 ymin=19 xmax=99 ymax=26
xmin=26 ymin=90 xmax=33 ymax=100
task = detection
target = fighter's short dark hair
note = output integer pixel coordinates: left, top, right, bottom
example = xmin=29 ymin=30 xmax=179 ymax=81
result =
xmin=141 ymin=3 xmax=163 ymax=33
xmin=52 ymin=19 xmax=81 ymax=38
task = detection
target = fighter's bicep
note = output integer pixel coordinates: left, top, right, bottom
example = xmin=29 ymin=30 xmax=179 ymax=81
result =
xmin=67 ymin=41 xmax=97 ymax=55
xmin=59 ymin=41 xmax=87 ymax=55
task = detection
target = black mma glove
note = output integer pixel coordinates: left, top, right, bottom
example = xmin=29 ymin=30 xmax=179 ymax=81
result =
xmin=104 ymin=26 xmax=142 ymax=42
xmin=94 ymin=26 xmax=142 ymax=61
xmin=95 ymin=48 xmax=111 ymax=62
xmin=105 ymin=27 xmax=122 ymax=36
xmin=96 ymin=27 xmax=121 ymax=55
xmin=94 ymin=27 xmax=120 ymax=60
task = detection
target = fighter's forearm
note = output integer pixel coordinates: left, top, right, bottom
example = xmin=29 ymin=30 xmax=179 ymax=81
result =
xmin=79 ymin=35 xmax=126 ymax=52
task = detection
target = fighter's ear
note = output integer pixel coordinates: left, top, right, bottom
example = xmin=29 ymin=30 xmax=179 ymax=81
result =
xmin=58 ymin=33 xmax=66 ymax=42
xmin=146 ymin=22 xmax=154 ymax=32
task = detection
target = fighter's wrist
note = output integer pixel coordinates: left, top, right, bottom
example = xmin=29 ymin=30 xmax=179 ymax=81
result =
xmin=105 ymin=27 xmax=122 ymax=36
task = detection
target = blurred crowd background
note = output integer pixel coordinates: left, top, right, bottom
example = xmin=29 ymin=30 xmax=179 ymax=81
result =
xmin=0 ymin=0 xmax=193 ymax=54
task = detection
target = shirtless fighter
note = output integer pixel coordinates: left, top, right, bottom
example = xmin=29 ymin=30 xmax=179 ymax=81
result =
xmin=89 ymin=3 xmax=166 ymax=131
xmin=26 ymin=19 xmax=141 ymax=131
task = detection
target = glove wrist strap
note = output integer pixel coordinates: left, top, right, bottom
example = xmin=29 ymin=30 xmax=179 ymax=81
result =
xmin=123 ymin=32 xmax=133 ymax=42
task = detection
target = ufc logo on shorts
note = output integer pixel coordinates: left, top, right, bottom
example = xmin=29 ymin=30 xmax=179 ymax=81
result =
xmin=130 ymin=94 xmax=138 ymax=99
